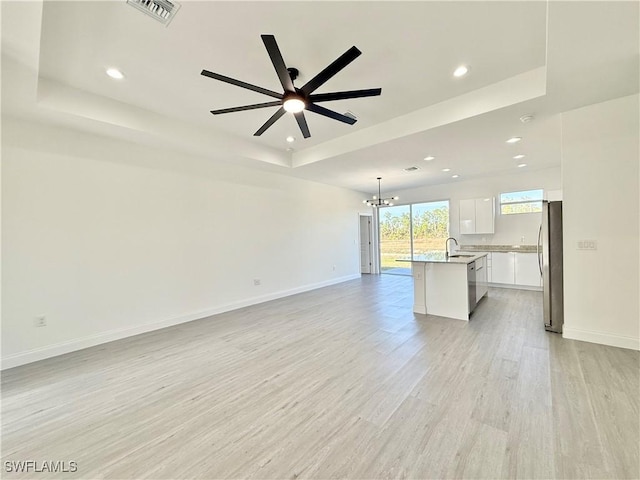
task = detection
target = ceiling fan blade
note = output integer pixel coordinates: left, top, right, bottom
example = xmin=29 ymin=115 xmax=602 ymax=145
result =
xmin=261 ymin=35 xmax=295 ymax=93
xmin=201 ymin=70 xmax=283 ymax=99
xmin=254 ymin=107 xmax=286 ymax=136
xmin=294 ymin=111 xmax=311 ymax=138
xmin=300 ymin=46 xmax=362 ymax=95
xmin=210 ymin=101 xmax=282 ymax=115
xmin=309 ymin=88 xmax=382 ymax=103
xmin=306 ymin=103 xmax=357 ymax=125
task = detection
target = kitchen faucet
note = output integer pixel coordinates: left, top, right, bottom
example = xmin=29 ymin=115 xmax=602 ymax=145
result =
xmin=445 ymin=237 xmax=459 ymax=258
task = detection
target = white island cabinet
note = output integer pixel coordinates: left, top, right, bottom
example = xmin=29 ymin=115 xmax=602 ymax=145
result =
xmin=403 ymin=252 xmax=489 ymax=321
xmin=475 ymin=255 xmax=489 ymax=299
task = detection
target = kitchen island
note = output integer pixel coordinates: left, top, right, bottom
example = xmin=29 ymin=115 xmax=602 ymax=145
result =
xmin=399 ymin=252 xmax=489 ymax=320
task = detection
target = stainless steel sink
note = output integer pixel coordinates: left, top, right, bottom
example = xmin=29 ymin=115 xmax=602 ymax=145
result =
xmin=448 ymin=254 xmax=475 ymax=258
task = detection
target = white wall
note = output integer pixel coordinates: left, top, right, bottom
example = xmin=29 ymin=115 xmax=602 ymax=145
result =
xmin=388 ymin=166 xmax=562 ymax=246
xmin=561 ymin=94 xmax=639 ymax=350
xmin=2 ymin=118 xmax=366 ymax=368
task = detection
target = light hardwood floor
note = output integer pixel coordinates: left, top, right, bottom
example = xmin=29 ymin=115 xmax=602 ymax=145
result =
xmin=2 ymin=275 xmax=639 ymax=479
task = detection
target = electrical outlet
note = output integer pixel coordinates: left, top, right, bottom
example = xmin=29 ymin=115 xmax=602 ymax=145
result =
xmin=521 ymin=236 xmax=525 ymax=243
xmin=577 ymin=240 xmax=597 ymax=250
xmin=253 ymin=279 xmax=261 ymax=286
xmin=34 ymin=315 xmax=47 ymax=327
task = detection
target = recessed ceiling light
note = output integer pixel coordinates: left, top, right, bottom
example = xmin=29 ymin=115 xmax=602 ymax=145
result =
xmin=513 ymin=154 xmax=526 ymax=159
xmin=423 ymin=156 xmax=435 ymax=161
xmin=517 ymin=163 xmax=527 ymax=168
xmin=506 ymin=137 xmax=522 ymax=144
xmin=286 ymin=136 xmax=295 ymax=143
xmin=452 ymin=174 xmax=459 ymax=178
xmin=106 ymin=68 xmax=124 ymax=80
xmin=442 ymin=168 xmax=451 ymax=172
xmin=453 ymin=65 xmax=469 ymax=77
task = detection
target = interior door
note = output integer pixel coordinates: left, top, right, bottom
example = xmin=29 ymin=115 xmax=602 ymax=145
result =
xmin=359 ymin=215 xmax=372 ymax=274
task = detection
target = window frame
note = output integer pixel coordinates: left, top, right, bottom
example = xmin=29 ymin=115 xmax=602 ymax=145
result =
xmin=499 ymin=189 xmax=544 ymax=215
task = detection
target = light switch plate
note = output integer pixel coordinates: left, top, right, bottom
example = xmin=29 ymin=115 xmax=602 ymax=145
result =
xmin=577 ymin=240 xmax=597 ymax=250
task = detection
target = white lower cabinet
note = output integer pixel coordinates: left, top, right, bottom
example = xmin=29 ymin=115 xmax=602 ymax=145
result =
xmin=515 ymin=252 xmax=542 ymax=287
xmin=491 ymin=252 xmax=515 ymax=285
xmin=489 ymin=252 xmax=541 ymax=288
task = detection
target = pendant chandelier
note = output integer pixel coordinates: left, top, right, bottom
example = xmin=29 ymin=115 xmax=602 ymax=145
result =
xmin=363 ymin=177 xmax=399 ymax=208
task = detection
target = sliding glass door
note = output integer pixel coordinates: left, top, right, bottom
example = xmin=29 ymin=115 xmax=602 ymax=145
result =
xmin=379 ymin=200 xmax=449 ymax=275
xmin=412 ymin=200 xmax=450 ymax=255
xmin=379 ymin=205 xmax=411 ymax=274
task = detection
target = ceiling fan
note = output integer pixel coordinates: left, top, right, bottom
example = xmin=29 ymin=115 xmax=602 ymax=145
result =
xmin=201 ymin=35 xmax=382 ymax=139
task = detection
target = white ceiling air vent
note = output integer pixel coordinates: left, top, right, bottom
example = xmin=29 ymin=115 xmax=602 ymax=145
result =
xmin=404 ymin=166 xmax=420 ymax=172
xmin=127 ymin=0 xmax=181 ymax=26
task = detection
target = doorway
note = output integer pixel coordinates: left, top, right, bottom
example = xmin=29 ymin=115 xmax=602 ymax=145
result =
xmin=378 ymin=205 xmax=412 ymax=275
xmin=359 ymin=214 xmax=374 ymax=274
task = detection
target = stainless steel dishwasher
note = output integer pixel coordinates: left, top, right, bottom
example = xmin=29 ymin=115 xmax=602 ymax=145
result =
xmin=467 ymin=261 xmax=476 ymax=314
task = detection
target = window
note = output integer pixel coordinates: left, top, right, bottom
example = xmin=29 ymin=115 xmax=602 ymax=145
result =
xmin=379 ymin=200 xmax=449 ymax=275
xmin=500 ymin=189 xmax=543 ymax=215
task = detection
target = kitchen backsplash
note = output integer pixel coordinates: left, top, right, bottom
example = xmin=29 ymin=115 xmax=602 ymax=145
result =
xmin=459 ymin=244 xmax=537 ymax=253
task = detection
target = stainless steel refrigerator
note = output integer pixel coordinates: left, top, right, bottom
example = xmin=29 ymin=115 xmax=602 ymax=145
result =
xmin=538 ymin=200 xmax=564 ymax=333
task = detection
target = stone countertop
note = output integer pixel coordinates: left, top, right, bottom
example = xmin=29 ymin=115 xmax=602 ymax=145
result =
xmin=397 ymin=251 xmax=488 ymax=265
xmin=459 ymin=244 xmax=537 ymax=253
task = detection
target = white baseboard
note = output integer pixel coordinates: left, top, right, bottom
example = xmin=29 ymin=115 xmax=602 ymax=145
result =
xmin=563 ymin=326 xmax=640 ymax=351
xmin=413 ymin=304 xmax=427 ymax=315
xmin=1 ymin=274 xmax=361 ymax=370
xmin=489 ymin=282 xmax=542 ymax=292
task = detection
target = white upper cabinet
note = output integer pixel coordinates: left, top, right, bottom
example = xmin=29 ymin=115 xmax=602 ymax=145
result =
xmin=475 ymin=198 xmax=495 ymax=233
xmin=459 ymin=197 xmax=495 ymax=234
xmin=459 ymin=199 xmax=476 ymax=234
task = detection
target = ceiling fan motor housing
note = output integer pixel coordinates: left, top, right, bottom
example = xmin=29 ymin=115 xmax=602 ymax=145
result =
xmin=287 ymin=68 xmax=299 ymax=82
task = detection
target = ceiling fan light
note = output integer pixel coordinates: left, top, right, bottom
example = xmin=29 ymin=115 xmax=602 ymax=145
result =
xmin=283 ymin=97 xmax=306 ymax=113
